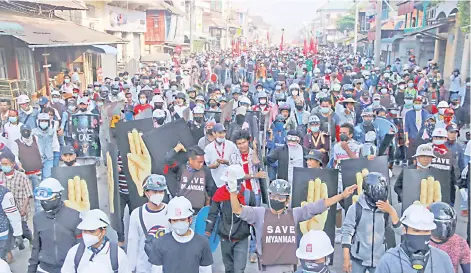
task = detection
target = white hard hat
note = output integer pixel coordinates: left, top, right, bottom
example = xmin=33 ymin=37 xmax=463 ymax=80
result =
xmin=38 ymin=178 xmax=64 ymax=193
xmin=167 ymin=196 xmax=194 ymax=220
xmin=401 ymin=203 xmax=436 ymax=231
xmin=220 ymin=164 xmax=245 ymax=183
xmin=239 ymin=96 xmax=251 ymax=105
xmin=192 ymin=105 xmax=205 ymax=114
xmin=296 ymin=230 xmax=334 ymax=260
xmin=432 ymin=128 xmax=447 ymax=138
xmin=77 ymin=209 xmax=110 ymax=230
xmin=17 ymin=95 xmax=30 ymax=104
xmin=152 ymin=95 xmax=164 ymax=103
xmin=413 ymin=143 xmax=436 ymax=158
xmin=437 ymin=101 xmax=449 ymax=108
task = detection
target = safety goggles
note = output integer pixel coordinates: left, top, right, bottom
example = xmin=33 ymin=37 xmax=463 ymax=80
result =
xmin=286 ymin=135 xmax=299 ymax=142
xmin=34 ymin=187 xmax=58 ymax=201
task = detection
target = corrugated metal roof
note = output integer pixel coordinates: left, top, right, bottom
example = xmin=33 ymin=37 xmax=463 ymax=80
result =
xmin=15 ymin=0 xmax=87 ymax=10
xmin=0 ymin=12 xmax=127 ymax=47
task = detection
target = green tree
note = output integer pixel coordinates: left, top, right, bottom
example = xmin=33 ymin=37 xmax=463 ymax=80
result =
xmin=336 ymin=14 xmax=356 ymax=32
xmin=458 ymin=1 xmax=470 ymax=33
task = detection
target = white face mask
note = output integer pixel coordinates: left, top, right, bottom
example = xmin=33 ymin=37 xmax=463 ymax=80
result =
xmin=139 ymin=98 xmax=147 ymax=104
xmin=82 ymin=233 xmax=100 ymax=247
xmin=438 ymin=109 xmax=446 ymax=115
xmin=149 ymin=193 xmax=164 ymax=206
xmin=171 ymin=221 xmax=190 ymax=236
xmin=216 ymin=137 xmax=225 ymax=144
xmin=64 ymin=79 xmax=70 ymax=83
xmin=52 ymin=98 xmax=60 ymax=103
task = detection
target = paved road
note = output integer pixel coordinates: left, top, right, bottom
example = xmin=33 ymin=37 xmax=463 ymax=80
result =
xmin=9 ymin=165 xmax=469 ymax=273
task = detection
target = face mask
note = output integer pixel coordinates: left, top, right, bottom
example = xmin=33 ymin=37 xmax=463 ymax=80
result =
xmin=149 ymin=193 xmax=164 ymax=205
xmin=301 ymin=260 xmax=330 ymax=273
xmin=363 ymin=120 xmax=372 ymax=126
xmin=257 ymin=89 xmax=263 ymax=92
xmin=270 ymin=199 xmax=286 ymax=211
xmin=259 ymin=99 xmax=267 ymax=105
xmin=320 ymin=107 xmax=330 ymax=114
xmin=310 ymin=126 xmax=320 ymax=133
xmin=8 ymin=117 xmax=17 ymax=123
xmin=408 ymin=83 xmax=414 ymax=87
xmin=413 ymin=104 xmax=422 ymax=110
xmin=40 ymin=197 xmax=61 ymax=212
xmin=154 ymin=104 xmax=163 ymax=110
xmin=433 ymin=139 xmax=446 ymax=145
xmin=194 ymin=117 xmax=203 ymax=124
xmin=1 ymin=166 xmax=12 ymax=173
xmin=295 ymin=105 xmax=303 ymax=110
xmin=82 ymin=233 xmax=100 ymax=247
xmin=125 ymin=112 xmax=134 ymax=121
xmin=64 ymin=159 xmax=76 ymax=167
xmin=417 ymin=160 xmax=431 ymax=169
xmin=52 ymin=98 xmax=60 ymax=103
xmin=404 ymin=234 xmax=431 ymax=253
xmin=155 ymin=117 xmax=165 ymax=125
xmin=171 ymin=86 xmax=177 ymax=91
xmin=404 ymin=99 xmax=413 ymax=105
xmin=64 ymin=79 xmax=70 ymax=83
xmin=340 ymin=134 xmax=349 ymax=142
xmin=139 ymin=98 xmax=147 ymax=105
xmin=381 ymin=88 xmax=388 ymax=94
xmin=292 ymin=90 xmax=299 ymax=96
xmin=438 ymin=109 xmax=446 ymax=115
xmin=68 ymin=105 xmax=76 ymax=112
xmin=39 ymin=122 xmax=49 ymax=130
xmin=171 ymin=221 xmax=190 ymax=236
xmin=372 ymin=100 xmax=380 ymax=106
xmin=79 ymin=108 xmax=87 ymax=112
xmin=216 ymin=137 xmax=225 ymax=144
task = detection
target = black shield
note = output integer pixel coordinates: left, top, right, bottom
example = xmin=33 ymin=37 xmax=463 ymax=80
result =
xmin=67 ymin=113 xmax=101 ymax=158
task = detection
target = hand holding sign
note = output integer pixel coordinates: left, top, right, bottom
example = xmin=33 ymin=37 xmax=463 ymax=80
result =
xmin=352 ymin=169 xmax=369 ymax=204
xmin=418 ymin=176 xmax=441 ymax=205
xmin=299 ymin=178 xmax=328 ymax=234
xmin=127 ymin=129 xmax=151 ymax=197
xmin=64 ymin=176 xmax=90 ymax=212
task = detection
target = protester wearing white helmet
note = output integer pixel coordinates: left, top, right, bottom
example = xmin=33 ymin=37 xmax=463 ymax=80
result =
xmin=29 ymin=178 xmax=82 ymax=273
xmin=152 ymin=95 xmax=171 ymax=125
xmin=294 ymin=230 xmax=334 ymax=273
xmin=128 ymin=175 xmax=169 ymax=273
xmin=147 ymin=196 xmax=213 ymax=273
xmin=31 ymin=112 xmax=58 ymax=179
xmin=376 ymin=203 xmax=454 ymax=273
xmin=188 ymin=105 xmax=205 ymax=140
xmin=61 ymin=209 xmax=129 ymax=273
xmin=17 ymin=94 xmax=39 ymax=130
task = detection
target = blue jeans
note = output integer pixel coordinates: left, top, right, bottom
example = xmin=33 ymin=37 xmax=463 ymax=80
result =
xmin=28 ymin=174 xmax=42 ymax=212
xmin=220 ymin=237 xmax=249 ymax=273
xmin=41 ymin=159 xmax=53 ymax=179
xmin=351 ymin=258 xmax=376 ymax=273
xmin=53 ymin=152 xmax=60 ymax=167
xmin=268 ymin=165 xmax=277 ymax=181
xmin=249 ymin=194 xmax=261 ymax=254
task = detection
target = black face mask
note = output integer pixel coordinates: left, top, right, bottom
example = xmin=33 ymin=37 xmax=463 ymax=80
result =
xmin=64 ymin=159 xmax=76 ymax=166
xmin=194 ymin=117 xmax=203 ymax=124
xmin=404 ymin=234 xmax=431 ymax=253
xmin=206 ymin=129 xmax=213 ymax=135
xmin=209 ymin=102 xmax=217 ymax=108
xmin=79 ymin=108 xmax=87 ymax=112
xmin=340 ymin=134 xmax=349 ymax=142
xmin=154 ymin=104 xmax=163 ymax=110
xmin=21 ymin=130 xmax=31 ymax=138
xmin=40 ymin=197 xmax=62 ymax=212
xmin=154 ymin=117 xmax=165 ymax=125
xmin=270 ymin=199 xmax=286 ymax=211
xmin=295 ymin=105 xmax=304 ymax=110
xmin=236 ymin=114 xmax=245 ymax=125
xmin=301 ymin=260 xmax=330 ymax=273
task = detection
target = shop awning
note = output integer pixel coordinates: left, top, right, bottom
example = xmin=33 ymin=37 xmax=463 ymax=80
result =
xmin=0 ymin=12 xmax=127 ymax=48
xmin=140 ymin=53 xmax=172 ymax=62
xmin=90 ymin=45 xmax=118 ymax=55
xmin=403 ymin=22 xmax=448 ymax=38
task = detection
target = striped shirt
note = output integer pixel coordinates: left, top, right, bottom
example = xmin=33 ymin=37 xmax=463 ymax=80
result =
xmin=1 ymin=171 xmax=33 ymax=221
xmin=117 ymin=154 xmax=128 ymax=194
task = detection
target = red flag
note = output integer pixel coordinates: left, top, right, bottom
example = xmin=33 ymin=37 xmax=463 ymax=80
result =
xmin=280 ymin=31 xmax=284 ymax=51
xmin=309 ymin=37 xmax=315 ymax=53
xmin=303 ymin=39 xmax=308 ymax=56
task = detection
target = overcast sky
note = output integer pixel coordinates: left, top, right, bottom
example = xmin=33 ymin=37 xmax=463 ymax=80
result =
xmin=232 ymin=0 xmax=328 ymax=41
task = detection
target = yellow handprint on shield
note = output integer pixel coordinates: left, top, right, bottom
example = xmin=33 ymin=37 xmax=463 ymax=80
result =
xmin=417 ymin=176 xmax=441 ymax=205
xmin=106 ymin=151 xmax=115 ymax=213
xmin=64 ymin=176 xmax=90 ymax=212
xmin=127 ymin=129 xmax=151 ymax=197
xmin=352 ymin=169 xmax=369 ymax=204
xmin=299 ymin=178 xmax=328 ymax=234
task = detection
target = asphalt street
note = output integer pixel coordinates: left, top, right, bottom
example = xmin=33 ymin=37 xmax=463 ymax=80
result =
xmin=8 ymin=165 xmax=469 ymax=273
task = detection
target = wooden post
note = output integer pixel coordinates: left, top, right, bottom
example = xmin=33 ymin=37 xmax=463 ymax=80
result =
xmin=42 ymin=52 xmax=51 ymax=96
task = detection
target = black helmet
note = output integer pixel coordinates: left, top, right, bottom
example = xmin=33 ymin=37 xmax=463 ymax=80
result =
xmin=321 ymin=84 xmax=329 ymax=90
xmin=268 ymin=179 xmax=291 ymax=196
xmin=110 ymin=84 xmax=120 ymax=95
xmin=362 ymin=172 xmax=388 ymax=208
xmin=176 ymin=92 xmax=186 ymax=100
xmin=429 ymin=202 xmax=457 ymax=241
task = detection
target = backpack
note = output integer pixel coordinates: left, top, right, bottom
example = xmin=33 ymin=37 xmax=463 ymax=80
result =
xmin=140 ymin=205 xmax=160 ymax=256
xmin=74 ymin=241 xmax=119 ymax=273
xmin=353 ymin=202 xmax=389 ymax=245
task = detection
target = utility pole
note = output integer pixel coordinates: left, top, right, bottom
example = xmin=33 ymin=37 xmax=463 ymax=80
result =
xmin=43 ymin=52 xmax=51 ymax=96
xmin=353 ymin=0 xmax=359 ymax=55
xmin=189 ymin=0 xmax=194 ymax=52
xmin=374 ymin=0 xmax=382 ymax=66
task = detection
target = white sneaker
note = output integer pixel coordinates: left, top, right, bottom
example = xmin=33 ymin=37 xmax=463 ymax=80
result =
xmin=335 ymin=228 xmax=342 ymax=244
